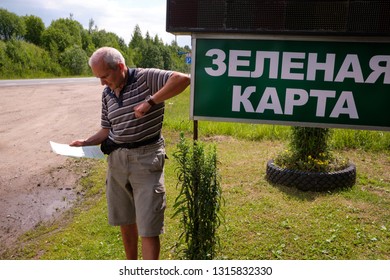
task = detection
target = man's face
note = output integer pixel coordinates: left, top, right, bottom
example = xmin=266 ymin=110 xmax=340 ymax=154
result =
xmin=91 ymin=61 xmax=124 ymax=91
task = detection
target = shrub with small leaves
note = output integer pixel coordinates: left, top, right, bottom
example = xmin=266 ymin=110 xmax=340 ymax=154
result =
xmin=275 ymin=127 xmax=349 ymax=172
xmin=173 ymin=133 xmax=223 ymax=260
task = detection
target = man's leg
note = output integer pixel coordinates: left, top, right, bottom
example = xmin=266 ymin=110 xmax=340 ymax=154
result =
xmin=130 ymin=141 xmax=165 ymax=260
xmin=142 ymin=236 xmax=160 ymax=260
xmin=120 ymin=224 xmax=139 ymax=260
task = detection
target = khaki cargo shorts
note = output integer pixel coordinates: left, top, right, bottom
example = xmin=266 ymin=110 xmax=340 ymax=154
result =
xmin=105 ymin=139 xmax=166 ymax=237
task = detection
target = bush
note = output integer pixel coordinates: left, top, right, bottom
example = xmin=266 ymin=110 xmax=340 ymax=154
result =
xmin=173 ymin=133 xmax=223 ymax=260
xmin=60 ymin=45 xmax=89 ymax=76
xmin=275 ymin=127 xmax=349 ymax=172
xmin=0 ymin=39 xmax=61 ymax=78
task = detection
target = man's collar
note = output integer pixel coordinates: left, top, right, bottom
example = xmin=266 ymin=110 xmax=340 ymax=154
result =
xmin=111 ymin=67 xmax=136 ymax=97
xmin=114 ymin=67 xmax=135 ymax=95
xmin=127 ymin=68 xmax=136 ymax=85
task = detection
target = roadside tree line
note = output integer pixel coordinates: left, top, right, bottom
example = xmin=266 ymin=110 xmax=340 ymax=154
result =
xmin=0 ymin=8 xmax=191 ymax=78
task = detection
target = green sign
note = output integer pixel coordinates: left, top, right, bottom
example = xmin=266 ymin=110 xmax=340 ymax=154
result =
xmin=191 ymin=35 xmax=390 ymax=131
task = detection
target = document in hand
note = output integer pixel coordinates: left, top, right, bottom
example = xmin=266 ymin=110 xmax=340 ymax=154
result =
xmin=49 ymin=141 xmax=104 ymax=159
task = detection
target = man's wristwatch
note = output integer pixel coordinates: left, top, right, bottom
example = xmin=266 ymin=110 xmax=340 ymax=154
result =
xmin=145 ymin=95 xmax=156 ymax=106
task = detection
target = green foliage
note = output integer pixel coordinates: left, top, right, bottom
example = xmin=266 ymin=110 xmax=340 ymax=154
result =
xmin=163 ymin=89 xmax=389 ymax=152
xmin=4 ymin=132 xmax=389 ymax=260
xmin=22 ymin=15 xmax=45 ymax=46
xmin=140 ymin=43 xmax=164 ymax=68
xmin=91 ymin=29 xmax=120 ymax=50
xmin=128 ymin=25 xmax=145 ymax=67
xmin=41 ymin=18 xmax=83 ymax=53
xmin=161 ymin=46 xmax=173 ymax=70
xmin=129 ymin=24 xmax=144 ymax=50
xmin=0 ymin=40 xmax=6 ymax=63
xmin=173 ymin=133 xmax=223 ymax=260
xmin=290 ymin=127 xmax=331 ymax=159
xmin=275 ymin=127 xmax=349 ymax=172
xmin=60 ymin=45 xmax=89 ymax=76
xmin=80 ymin=29 xmax=95 ymax=56
xmin=331 ymin=129 xmax=390 ymax=151
xmin=0 ymin=8 xmax=190 ymax=79
xmin=275 ymin=148 xmax=349 ymax=172
xmin=0 ymin=39 xmax=61 ymax=78
xmin=0 ymin=92 xmax=388 ymax=260
xmin=0 ymin=8 xmax=25 ymax=40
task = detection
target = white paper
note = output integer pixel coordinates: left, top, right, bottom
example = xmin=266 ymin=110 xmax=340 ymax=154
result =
xmin=50 ymin=141 xmax=104 ymax=159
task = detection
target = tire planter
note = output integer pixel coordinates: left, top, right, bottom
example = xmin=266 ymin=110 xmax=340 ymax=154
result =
xmin=266 ymin=159 xmax=356 ymax=192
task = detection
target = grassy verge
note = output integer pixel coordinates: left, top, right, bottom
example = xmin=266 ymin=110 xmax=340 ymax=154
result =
xmin=164 ymin=90 xmax=390 ymax=151
xmin=2 ymin=88 xmax=389 ymax=260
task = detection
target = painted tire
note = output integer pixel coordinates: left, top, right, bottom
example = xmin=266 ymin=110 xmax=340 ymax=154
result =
xmin=265 ymin=160 xmax=356 ymax=192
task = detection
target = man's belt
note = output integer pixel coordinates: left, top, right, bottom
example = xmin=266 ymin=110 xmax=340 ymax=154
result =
xmin=100 ymin=135 xmax=161 ymax=155
xmin=118 ymin=135 xmax=161 ymax=149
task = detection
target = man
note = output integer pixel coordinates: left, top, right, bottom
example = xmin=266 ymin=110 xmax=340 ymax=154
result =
xmin=70 ymin=47 xmax=190 ymax=260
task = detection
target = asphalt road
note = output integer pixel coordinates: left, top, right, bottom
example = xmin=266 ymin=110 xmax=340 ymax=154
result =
xmin=0 ymin=77 xmax=97 ymax=87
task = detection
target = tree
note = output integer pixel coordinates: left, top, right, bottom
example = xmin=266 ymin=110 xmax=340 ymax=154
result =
xmin=22 ymin=15 xmax=45 ymax=46
xmin=0 ymin=9 xmax=25 ymax=40
xmin=91 ymin=29 xmax=121 ymax=49
xmin=144 ymin=31 xmax=152 ymax=43
xmin=129 ymin=25 xmax=146 ymax=67
xmin=41 ymin=18 xmax=82 ymax=53
xmin=80 ymin=28 xmax=95 ymax=56
xmin=150 ymin=35 xmax=174 ymax=70
xmin=129 ymin=24 xmax=144 ymax=50
xmin=88 ymin=18 xmax=96 ymax=34
xmin=0 ymin=40 xmax=11 ymax=76
xmin=0 ymin=8 xmax=190 ymax=78
xmin=160 ymin=46 xmax=173 ymax=70
xmin=60 ymin=45 xmax=89 ymax=75
xmin=140 ymin=43 xmax=164 ymax=69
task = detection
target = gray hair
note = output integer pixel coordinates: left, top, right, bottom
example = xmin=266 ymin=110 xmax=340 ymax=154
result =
xmin=89 ymin=47 xmax=125 ymax=70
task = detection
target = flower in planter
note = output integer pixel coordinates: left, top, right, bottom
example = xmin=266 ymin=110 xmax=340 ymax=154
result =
xmin=274 ymin=127 xmax=349 ymax=173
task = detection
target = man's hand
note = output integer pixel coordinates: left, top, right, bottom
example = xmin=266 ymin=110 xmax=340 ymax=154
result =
xmin=134 ymin=102 xmax=152 ymax=118
xmin=69 ymin=140 xmax=86 ymax=147
xmin=69 ymin=128 xmax=110 ymax=147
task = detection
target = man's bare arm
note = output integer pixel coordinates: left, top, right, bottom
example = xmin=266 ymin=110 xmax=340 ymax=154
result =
xmin=70 ymin=128 xmax=110 ymax=146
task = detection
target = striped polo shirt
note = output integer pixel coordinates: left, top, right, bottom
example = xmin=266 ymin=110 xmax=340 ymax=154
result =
xmin=101 ymin=68 xmax=173 ymax=144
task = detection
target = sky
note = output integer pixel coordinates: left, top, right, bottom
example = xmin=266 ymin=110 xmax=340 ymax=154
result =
xmin=0 ymin=0 xmax=191 ymax=47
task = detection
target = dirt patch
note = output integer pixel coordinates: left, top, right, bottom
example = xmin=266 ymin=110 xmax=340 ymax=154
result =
xmin=0 ymin=80 xmax=103 ymax=256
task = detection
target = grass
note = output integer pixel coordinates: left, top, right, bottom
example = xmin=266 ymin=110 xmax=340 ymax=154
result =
xmin=164 ymin=90 xmax=390 ymax=150
xmin=2 ymin=88 xmax=389 ymax=260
